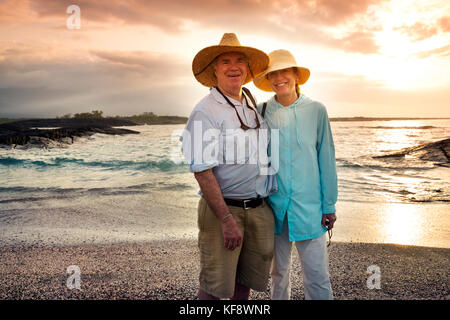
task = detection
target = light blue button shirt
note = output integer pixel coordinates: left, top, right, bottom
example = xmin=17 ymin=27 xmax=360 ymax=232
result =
xmin=181 ymin=87 xmax=277 ymax=199
xmin=258 ymin=95 xmax=338 ymax=241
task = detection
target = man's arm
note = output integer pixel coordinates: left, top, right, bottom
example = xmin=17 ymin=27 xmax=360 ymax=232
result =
xmin=194 ymin=169 xmax=242 ymax=251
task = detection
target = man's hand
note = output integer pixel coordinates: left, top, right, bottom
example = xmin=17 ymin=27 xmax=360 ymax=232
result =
xmin=221 ymin=215 xmax=242 ymax=251
xmin=322 ymin=213 xmax=337 ymax=230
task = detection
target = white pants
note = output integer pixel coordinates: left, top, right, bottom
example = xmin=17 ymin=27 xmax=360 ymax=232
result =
xmin=270 ymin=218 xmax=333 ymax=300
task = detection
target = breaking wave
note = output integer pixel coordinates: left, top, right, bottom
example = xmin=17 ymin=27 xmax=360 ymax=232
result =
xmin=0 ymin=156 xmax=188 ymax=172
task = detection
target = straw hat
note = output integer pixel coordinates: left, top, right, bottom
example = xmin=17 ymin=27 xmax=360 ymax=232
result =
xmin=253 ymin=49 xmax=310 ymax=92
xmin=192 ymin=33 xmax=269 ymax=87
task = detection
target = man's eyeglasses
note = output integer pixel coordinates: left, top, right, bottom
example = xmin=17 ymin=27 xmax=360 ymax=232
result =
xmin=215 ymin=87 xmax=260 ymax=131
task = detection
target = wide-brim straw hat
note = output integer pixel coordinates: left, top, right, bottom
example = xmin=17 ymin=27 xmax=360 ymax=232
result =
xmin=192 ymin=33 xmax=269 ymax=87
xmin=253 ymin=49 xmax=310 ymax=92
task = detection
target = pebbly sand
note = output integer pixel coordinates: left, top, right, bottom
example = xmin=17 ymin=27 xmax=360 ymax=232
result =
xmin=0 ymin=188 xmax=449 ymax=300
xmin=0 ymin=239 xmax=448 ymax=300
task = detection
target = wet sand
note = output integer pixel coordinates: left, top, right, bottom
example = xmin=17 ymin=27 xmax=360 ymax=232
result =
xmin=1 ymin=189 xmax=450 ymax=249
xmin=0 ymin=239 xmax=448 ymax=300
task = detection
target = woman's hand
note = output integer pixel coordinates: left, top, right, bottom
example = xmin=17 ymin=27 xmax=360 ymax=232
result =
xmin=322 ymin=213 xmax=337 ymax=230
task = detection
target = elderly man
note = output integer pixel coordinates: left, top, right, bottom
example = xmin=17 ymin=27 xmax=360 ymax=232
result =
xmin=181 ymin=33 xmax=277 ymax=300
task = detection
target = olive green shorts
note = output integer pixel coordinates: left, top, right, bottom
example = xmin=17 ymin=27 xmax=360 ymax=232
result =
xmin=197 ymin=197 xmax=275 ymax=298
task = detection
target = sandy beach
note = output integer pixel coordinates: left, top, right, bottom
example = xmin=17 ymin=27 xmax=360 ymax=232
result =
xmin=1 ymin=186 xmax=449 ymax=300
xmin=0 ymin=239 xmax=448 ymax=300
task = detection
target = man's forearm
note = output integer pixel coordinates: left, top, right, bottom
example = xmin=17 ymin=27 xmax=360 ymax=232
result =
xmin=194 ymin=169 xmax=242 ymax=251
xmin=194 ymin=169 xmax=230 ymax=220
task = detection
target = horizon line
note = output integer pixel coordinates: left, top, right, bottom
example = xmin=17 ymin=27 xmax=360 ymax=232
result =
xmin=1 ymin=115 xmax=450 ymax=120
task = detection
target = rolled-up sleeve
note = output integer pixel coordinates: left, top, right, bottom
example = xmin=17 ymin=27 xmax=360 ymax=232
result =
xmin=181 ymin=109 xmax=221 ymax=173
xmin=316 ymin=105 xmax=338 ymax=213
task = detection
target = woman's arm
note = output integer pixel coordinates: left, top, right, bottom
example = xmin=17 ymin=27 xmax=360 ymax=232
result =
xmin=317 ymin=105 xmax=338 ymax=227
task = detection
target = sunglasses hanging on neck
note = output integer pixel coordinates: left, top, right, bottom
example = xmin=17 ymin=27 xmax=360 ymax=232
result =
xmin=214 ymin=87 xmax=260 ymax=131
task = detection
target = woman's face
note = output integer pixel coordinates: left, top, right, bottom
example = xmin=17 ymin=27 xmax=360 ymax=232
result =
xmin=267 ymin=67 xmax=297 ymax=96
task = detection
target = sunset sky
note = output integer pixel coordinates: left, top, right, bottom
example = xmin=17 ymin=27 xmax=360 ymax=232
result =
xmin=1 ymin=0 xmax=449 ymax=118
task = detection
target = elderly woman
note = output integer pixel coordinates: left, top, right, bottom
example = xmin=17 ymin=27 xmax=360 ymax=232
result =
xmin=253 ymin=50 xmax=338 ymax=300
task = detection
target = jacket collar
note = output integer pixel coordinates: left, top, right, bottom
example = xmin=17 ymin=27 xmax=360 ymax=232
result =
xmin=271 ymin=94 xmax=306 ymax=109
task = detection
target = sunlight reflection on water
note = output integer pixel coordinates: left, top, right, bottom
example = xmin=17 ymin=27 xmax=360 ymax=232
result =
xmin=381 ymin=203 xmax=423 ymax=246
xmin=373 ymin=121 xmax=424 ymax=152
xmin=333 ymin=201 xmax=450 ymax=248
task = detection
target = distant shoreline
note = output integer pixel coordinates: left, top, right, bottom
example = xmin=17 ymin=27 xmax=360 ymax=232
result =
xmin=329 ymin=117 xmax=450 ymax=122
xmin=2 ymin=116 xmax=450 ymax=125
xmin=0 ymin=116 xmax=188 ymax=126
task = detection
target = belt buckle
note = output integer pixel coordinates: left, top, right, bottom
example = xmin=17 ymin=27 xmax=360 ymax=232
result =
xmin=243 ymin=199 xmax=251 ymax=210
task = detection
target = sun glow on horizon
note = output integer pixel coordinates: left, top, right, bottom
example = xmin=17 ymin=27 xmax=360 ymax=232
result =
xmin=0 ymin=0 xmax=449 ymax=118
xmin=311 ymin=0 xmax=450 ymax=91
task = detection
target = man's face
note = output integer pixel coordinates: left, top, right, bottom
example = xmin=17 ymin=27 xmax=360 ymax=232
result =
xmin=214 ymin=52 xmax=248 ymax=94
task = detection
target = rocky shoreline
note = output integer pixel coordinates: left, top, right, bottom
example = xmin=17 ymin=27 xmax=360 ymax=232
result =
xmin=373 ymin=138 xmax=450 ymax=167
xmin=0 ymin=118 xmax=140 ymax=148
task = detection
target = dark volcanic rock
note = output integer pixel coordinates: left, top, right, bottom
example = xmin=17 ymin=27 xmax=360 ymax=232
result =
xmin=0 ymin=118 xmax=140 ymax=147
xmin=373 ymin=138 xmax=450 ymax=166
xmin=1 ymin=118 xmax=137 ymax=130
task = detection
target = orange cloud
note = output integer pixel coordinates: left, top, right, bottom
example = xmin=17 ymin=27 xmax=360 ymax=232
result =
xmin=1 ymin=0 xmax=385 ymax=54
xmin=415 ymin=44 xmax=450 ymax=59
xmin=299 ymin=0 xmax=386 ymax=25
xmin=90 ymin=50 xmax=189 ymax=79
xmin=337 ymin=31 xmax=379 ymax=54
xmin=439 ymin=16 xmax=450 ymax=32
xmin=0 ymin=0 xmax=37 ymax=24
xmin=395 ymin=22 xmax=439 ymax=42
xmin=28 ymin=0 xmax=385 ymax=27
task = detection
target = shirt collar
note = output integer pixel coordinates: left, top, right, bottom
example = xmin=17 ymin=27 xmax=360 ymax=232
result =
xmin=210 ymin=87 xmax=245 ymax=107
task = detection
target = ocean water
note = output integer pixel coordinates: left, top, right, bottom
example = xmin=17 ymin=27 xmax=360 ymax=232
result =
xmin=0 ymin=120 xmax=449 ymax=248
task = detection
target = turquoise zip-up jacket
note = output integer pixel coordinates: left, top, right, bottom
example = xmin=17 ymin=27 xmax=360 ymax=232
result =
xmin=258 ymin=95 xmax=338 ymax=241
